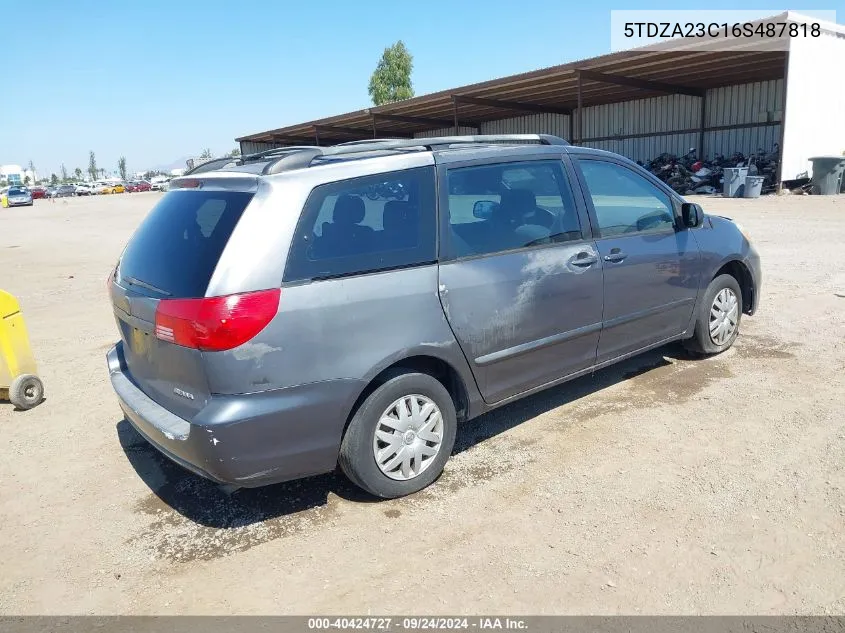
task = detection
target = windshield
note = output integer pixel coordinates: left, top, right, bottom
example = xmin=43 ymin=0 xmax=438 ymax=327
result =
xmin=9 ymin=187 xmax=28 ymax=195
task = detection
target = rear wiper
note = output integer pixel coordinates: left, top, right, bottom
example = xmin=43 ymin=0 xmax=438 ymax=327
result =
xmin=122 ymin=276 xmax=172 ymax=297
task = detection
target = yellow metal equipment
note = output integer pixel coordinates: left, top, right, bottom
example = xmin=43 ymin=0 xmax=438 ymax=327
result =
xmin=0 ymin=290 xmax=44 ymax=409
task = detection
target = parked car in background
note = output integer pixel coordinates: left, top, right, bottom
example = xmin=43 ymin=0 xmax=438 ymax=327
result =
xmin=126 ymin=180 xmax=152 ymax=193
xmin=45 ymin=186 xmax=57 ymax=198
xmin=93 ymin=182 xmax=113 ymax=195
xmin=54 ymin=184 xmax=76 ymax=198
xmin=111 ymin=182 xmax=126 ymax=194
xmin=75 ymin=183 xmax=93 ymax=196
xmin=6 ymin=186 xmax=34 ymax=207
xmin=105 ymin=134 xmax=761 ymax=499
xmin=30 ymin=186 xmax=48 ymax=199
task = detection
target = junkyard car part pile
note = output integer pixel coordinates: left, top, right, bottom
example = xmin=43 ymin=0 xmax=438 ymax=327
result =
xmin=637 ymin=145 xmax=780 ymax=196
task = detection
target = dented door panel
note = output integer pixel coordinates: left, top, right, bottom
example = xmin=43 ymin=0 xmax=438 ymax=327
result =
xmin=439 ymin=243 xmax=603 ymax=404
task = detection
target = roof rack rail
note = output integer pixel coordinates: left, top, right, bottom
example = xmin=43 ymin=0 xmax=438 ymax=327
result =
xmin=334 ymin=138 xmax=409 ymax=146
xmin=243 ymin=145 xmax=320 ymax=161
xmin=263 ymin=148 xmax=325 ymax=175
xmin=182 ymin=146 xmax=323 ymax=176
xmin=183 ymin=157 xmax=241 ymax=175
xmin=323 ymin=134 xmax=568 ymax=156
xmin=186 ymin=134 xmax=569 ymax=177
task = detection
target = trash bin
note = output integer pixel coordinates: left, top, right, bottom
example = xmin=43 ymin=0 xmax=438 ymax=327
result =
xmin=809 ymin=156 xmax=845 ymax=195
xmin=0 ymin=289 xmax=44 ymax=409
xmin=743 ymin=176 xmax=765 ymax=198
xmin=723 ymin=167 xmax=749 ymax=197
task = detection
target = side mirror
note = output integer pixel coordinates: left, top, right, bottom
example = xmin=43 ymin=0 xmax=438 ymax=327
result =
xmin=473 ymin=200 xmax=498 ymax=220
xmin=681 ymin=202 xmax=704 ymax=228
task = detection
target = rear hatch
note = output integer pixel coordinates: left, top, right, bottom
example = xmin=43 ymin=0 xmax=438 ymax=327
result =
xmin=110 ymin=185 xmax=255 ymax=420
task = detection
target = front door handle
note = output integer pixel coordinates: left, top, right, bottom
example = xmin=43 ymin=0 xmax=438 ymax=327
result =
xmin=570 ymin=252 xmax=598 ymax=267
xmin=604 ymin=249 xmax=627 ymax=263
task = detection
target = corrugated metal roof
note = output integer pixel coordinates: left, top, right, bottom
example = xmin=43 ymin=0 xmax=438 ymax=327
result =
xmin=237 ymin=32 xmax=790 ymax=146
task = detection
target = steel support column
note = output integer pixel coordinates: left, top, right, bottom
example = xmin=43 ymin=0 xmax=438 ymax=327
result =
xmin=577 ymin=71 xmax=583 ymax=146
xmin=776 ymin=51 xmax=790 ymax=191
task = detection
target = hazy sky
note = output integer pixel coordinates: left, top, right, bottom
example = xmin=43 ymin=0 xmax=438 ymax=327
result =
xmin=3 ymin=1 xmax=840 ymax=178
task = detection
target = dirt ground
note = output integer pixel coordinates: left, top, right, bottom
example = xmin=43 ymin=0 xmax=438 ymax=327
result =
xmin=1 ymin=192 xmax=844 ymax=615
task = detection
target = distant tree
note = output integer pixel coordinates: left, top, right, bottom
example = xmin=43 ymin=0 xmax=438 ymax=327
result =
xmin=98 ymin=168 xmax=105 ymax=179
xmin=118 ymin=156 xmax=127 ymax=181
xmin=368 ymin=40 xmax=414 ymax=106
xmin=200 ymin=148 xmax=213 ymax=158
xmin=229 ymin=148 xmax=241 ymax=157
xmin=50 ymin=173 xmax=58 ymax=186
xmin=88 ymin=151 xmax=98 ymax=181
xmin=24 ymin=176 xmax=31 ymax=185
xmin=28 ymin=160 xmax=35 ymax=179
xmin=74 ymin=167 xmax=83 ymax=180
xmin=60 ymin=163 xmax=68 ymax=182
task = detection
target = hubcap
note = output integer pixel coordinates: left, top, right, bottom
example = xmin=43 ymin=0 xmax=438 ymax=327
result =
xmin=373 ymin=394 xmax=444 ymax=481
xmin=709 ymin=288 xmax=739 ymax=345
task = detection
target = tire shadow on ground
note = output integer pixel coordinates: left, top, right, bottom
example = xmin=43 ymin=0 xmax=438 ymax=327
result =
xmin=117 ymin=343 xmax=693 ymax=530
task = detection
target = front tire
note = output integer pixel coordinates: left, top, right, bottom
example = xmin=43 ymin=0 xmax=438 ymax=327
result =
xmin=339 ymin=371 xmax=457 ymax=498
xmin=685 ymin=274 xmax=742 ymax=355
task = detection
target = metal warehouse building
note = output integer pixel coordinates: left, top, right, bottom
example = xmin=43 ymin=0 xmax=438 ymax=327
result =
xmin=236 ymin=11 xmax=845 ymax=185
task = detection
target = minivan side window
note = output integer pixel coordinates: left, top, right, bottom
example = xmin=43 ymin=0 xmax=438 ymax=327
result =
xmin=284 ymin=166 xmax=436 ymax=282
xmin=444 ymin=160 xmax=581 ymax=259
xmin=577 ymin=159 xmax=676 ymax=237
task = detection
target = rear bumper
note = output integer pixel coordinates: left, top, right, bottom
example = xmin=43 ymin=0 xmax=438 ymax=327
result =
xmin=107 ymin=342 xmax=363 ymax=487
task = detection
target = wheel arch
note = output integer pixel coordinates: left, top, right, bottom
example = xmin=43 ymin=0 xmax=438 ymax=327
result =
xmin=341 ymin=351 xmax=477 ymax=444
xmin=712 ymin=258 xmax=755 ymax=314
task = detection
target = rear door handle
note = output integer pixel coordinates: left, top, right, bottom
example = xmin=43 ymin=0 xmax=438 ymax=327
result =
xmin=570 ymin=252 xmax=598 ymax=267
xmin=604 ymin=250 xmax=627 ymax=263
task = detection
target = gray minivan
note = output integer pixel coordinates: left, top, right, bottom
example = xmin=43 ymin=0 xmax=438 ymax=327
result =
xmin=107 ymin=135 xmax=761 ymax=498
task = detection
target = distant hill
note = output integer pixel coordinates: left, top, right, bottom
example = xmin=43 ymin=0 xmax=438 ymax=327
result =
xmin=149 ymin=156 xmax=192 ymax=173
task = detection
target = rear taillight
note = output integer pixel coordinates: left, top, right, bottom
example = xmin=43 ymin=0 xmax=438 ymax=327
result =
xmin=154 ymin=288 xmax=280 ymax=352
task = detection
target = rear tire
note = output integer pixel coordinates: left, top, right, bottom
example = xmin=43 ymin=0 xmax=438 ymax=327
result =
xmin=9 ymin=374 xmax=44 ymax=410
xmin=339 ymin=371 xmax=457 ymax=499
xmin=684 ymin=274 xmax=742 ymax=355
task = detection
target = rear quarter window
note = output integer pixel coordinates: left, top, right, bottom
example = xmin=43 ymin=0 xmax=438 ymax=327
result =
xmin=284 ymin=166 xmax=437 ymax=282
xmin=118 ymin=190 xmax=253 ymax=298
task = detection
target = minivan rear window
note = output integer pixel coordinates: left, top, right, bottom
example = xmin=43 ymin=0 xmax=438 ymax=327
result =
xmin=118 ymin=190 xmax=253 ymax=298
